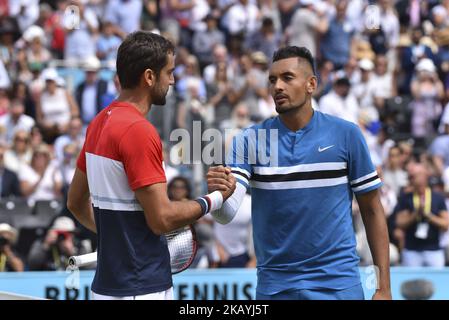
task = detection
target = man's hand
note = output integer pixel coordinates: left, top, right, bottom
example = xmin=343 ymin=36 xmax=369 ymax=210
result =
xmin=372 ymin=289 xmax=392 ymax=300
xmin=207 ymin=166 xmax=236 ymax=201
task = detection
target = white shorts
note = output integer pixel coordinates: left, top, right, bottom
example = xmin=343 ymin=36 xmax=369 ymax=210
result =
xmin=91 ymin=287 xmax=173 ymax=300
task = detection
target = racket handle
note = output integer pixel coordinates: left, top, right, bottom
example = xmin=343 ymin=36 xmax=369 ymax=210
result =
xmin=68 ymin=252 xmax=97 ymax=268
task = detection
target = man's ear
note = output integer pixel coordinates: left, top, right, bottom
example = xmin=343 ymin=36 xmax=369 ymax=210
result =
xmin=307 ymin=76 xmax=317 ymax=95
xmin=143 ymin=68 xmax=155 ymax=87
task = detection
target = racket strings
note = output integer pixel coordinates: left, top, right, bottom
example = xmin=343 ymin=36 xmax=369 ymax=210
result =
xmin=165 ymin=226 xmax=196 ymax=273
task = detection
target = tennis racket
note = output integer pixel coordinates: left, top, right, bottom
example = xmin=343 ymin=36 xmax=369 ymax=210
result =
xmin=165 ymin=224 xmax=197 ymax=274
xmin=68 ymin=224 xmax=198 ymax=274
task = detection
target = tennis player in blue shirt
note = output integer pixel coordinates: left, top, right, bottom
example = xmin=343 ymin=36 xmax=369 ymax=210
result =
xmin=208 ymin=46 xmax=392 ymax=300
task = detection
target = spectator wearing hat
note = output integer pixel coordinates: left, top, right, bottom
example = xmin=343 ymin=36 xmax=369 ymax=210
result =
xmin=400 ymin=27 xmax=435 ymax=95
xmin=192 ymin=13 xmax=225 ymax=71
xmin=75 ymin=56 xmax=109 ymax=125
xmin=351 ymin=58 xmax=374 ymax=107
xmin=19 ymin=143 xmax=63 ymax=204
xmin=28 ymin=216 xmax=88 ymax=271
xmin=0 ymin=223 xmax=24 ymax=272
xmin=251 ymin=51 xmax=276 ymax=119
xmin=36 ymin=68 xmax=79 ymax=143
xmin=22 ymin=25 xmax=52 ymax=67
xmin=410 ymin=58 xmax=444 ymax=146
xmin=0 ymin=143 xmax=21 ymax=199
xmin=351 ymin=58 xmax=380 ymax=123
xmin=319 ymin=75 xmax=360 ymax=124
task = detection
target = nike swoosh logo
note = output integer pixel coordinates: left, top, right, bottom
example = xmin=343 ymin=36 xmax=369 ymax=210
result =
xmin=318 ymin=145 xmax=334 ymax=152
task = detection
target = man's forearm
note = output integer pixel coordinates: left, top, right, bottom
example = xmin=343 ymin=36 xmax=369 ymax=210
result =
xmin=69 ymin=200 xmax=96 ymax=233
xmin=361 ymin=206 xmax=391 ymax=291
xmin=211 ymin=182 xmax=246 ymax=224
xmin=67 ymin=169 xmax=96 ymax=233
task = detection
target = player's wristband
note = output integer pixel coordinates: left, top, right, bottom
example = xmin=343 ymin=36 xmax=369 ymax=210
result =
xmin=204 ymin=191 xmax=223 ymax=213
xmin=195 ymin=191 xmax=224 ymax=216
xmin=194 ymin=198 xmax=209 ymax=216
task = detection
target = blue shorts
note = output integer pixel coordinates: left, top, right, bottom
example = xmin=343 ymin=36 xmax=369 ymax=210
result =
xmin=256 ymin=284 xmax=365 ymax=300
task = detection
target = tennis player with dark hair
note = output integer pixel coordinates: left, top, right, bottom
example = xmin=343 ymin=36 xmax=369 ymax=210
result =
xmin=208 ymin=46 xmax=392 ymax=300
xmin=67 ymin=31 xmax=235 ymax=300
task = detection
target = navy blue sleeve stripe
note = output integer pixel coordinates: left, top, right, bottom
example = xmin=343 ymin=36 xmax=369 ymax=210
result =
xmin=231 ymin=170 xmax=250 ymax=181
xmin=351 ymin=174 xmax=379 ymax=188
xmin=252 ymin=169 xmax=348 ymax=183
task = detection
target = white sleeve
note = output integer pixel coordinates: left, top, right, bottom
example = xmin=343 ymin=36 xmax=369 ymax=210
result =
xmin=211 ymin=182 xmax=247 ymax=224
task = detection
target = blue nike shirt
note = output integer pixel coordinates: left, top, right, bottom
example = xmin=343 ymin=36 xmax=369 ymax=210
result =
xmin=226 ymin=111 xmax=382 ymax=295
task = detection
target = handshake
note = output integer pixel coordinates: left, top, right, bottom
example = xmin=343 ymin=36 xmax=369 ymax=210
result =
xmin=207 ymin=166 xmax=237 ymax=201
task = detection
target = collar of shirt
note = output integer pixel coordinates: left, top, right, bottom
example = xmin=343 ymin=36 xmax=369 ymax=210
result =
xmin=274 ymin=110 xmax=318 ymax=137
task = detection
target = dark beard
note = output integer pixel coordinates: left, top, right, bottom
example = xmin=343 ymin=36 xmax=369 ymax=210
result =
xmin=152 ymin=94 xmax=166 ymax=106
xmin=151 ymin=85 xmax=167 ymax=106
xmin=276 ymin=98 xmax=307 ymax=114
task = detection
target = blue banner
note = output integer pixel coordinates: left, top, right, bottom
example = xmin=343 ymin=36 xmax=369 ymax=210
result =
xmin=0 ymin=267 xmax=449 ymax=300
